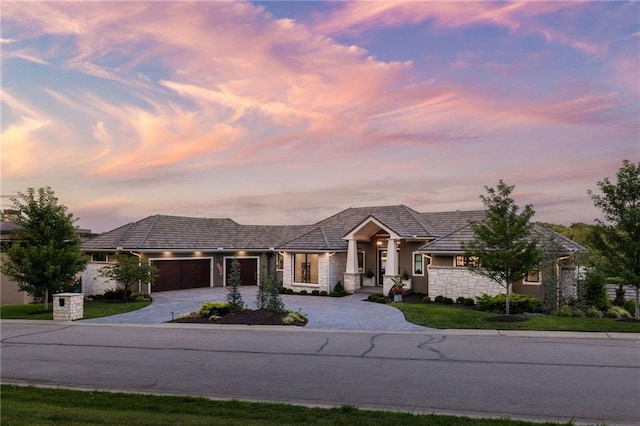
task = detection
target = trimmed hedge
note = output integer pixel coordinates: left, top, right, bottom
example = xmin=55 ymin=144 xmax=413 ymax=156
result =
xmin=475 ymin=293 xmax=541 ymax=314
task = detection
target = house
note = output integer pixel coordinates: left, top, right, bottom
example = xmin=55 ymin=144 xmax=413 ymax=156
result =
xmin=81 ymin=205 xmax=585 ymax=300
xmin=1 ymin=219 xmax=96 ymax=305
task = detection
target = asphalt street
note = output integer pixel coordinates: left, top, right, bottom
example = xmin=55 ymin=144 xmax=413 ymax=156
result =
xmin=2 ymin=321 xmax=639 ymax=425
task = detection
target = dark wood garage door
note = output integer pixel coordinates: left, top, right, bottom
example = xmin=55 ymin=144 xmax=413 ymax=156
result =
xmin=152 ymin=259 xmax=211 ymax=292
xmin=225 ymin=258 xmax=258 ymax=286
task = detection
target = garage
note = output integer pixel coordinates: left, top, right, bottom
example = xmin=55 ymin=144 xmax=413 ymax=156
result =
xmin=225 ymin=257 xmax=258 ymax=286
xmin=152 ymin=259 xmax=211 ymax=292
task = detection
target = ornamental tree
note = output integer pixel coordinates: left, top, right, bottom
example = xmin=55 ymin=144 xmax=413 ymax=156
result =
xmin=1 ymin=187 xmax=88 ymax=310
xmin=99 ymin=254 xmax=158 ymax=300
xmin=462 ymin=180 xmax=544 ymax=315
xmin=588 ymin=160 xmax=640 ymax=320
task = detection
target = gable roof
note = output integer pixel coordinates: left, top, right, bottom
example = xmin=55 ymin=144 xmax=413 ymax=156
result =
xmin=280 ymin=205 xmax=438 ymax=251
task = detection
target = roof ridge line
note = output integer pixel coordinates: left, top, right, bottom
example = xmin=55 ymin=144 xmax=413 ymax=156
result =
xmin=319 ymin=226 xmax=331 ymax=248
xmin=112 ymin=222 xmax=135 ymax=248
xmin=138 ymin=215 xmax=160 ymax=247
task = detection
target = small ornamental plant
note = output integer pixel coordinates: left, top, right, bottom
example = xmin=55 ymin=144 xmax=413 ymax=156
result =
xmin=390 ymin=278 xmax=405 ymax=295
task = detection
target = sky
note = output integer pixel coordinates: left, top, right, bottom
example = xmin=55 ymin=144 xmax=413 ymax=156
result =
xmin=1 ymin=1 xmax=638 ymax=233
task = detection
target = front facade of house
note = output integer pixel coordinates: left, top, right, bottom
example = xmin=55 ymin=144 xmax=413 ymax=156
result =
xmin=81 ymin=205 xmax=585 ymax=301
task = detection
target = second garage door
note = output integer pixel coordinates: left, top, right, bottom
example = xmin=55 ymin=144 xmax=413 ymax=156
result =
xmin=152 ymin=259 xmax=211 ymax=292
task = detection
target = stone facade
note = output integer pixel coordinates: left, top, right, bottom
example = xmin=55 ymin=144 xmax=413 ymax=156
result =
xmin=82 ymin=263 xmax=117 ymax=296
xmin=427 ymin=266 xmax=504 ymax=300
xmin=53 ymin=293 xmax=84 ymax=321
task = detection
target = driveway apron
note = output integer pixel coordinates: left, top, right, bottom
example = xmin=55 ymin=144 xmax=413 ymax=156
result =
xmin=81 ymin=287 xmax=432 ymax=331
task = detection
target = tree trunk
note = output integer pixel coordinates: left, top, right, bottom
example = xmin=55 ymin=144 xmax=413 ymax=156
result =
xmin=505 ymin=283 xmax=511 ymax=316
xmin=44 ymin=288 xmax=49 ymax=311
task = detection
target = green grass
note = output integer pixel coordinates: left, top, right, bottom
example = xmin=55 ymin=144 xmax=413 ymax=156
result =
xmin=0 ymin=385 xmax=572 ymax=425
xmin=394 ymin=303 xmax=640 ymax=332
xmin=0 ymin=299 xmax=150 ymax=320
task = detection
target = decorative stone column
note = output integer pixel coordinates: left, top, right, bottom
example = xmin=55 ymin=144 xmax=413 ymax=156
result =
xmin=53 ymin=293 xmax=84 ymax=321
xmin=343 ymin=238 xmax=361 ymax=293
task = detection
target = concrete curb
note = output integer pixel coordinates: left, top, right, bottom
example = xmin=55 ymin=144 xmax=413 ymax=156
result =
xmin=2 ymin=319 xmax=639 ymax=340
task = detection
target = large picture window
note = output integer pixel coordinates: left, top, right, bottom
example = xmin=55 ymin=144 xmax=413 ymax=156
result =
xmin=294 ymin=253 xmax=319 ymax=284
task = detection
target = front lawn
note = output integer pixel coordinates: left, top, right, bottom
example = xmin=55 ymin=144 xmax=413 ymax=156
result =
xmin=0 ymin=299 xmax=150 ymax=320
xmin=0 ymin=385 xmax=573 ymax=426
xmin=394 ymin=303 xmax=640 ymax=332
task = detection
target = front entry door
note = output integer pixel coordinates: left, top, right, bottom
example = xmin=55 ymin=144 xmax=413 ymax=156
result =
xmin=378 ymin=249 xmax=387 ymax=285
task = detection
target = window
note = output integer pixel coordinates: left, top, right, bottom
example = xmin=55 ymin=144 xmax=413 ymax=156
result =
xmin=357 ymin=252 xmax=364 ymax=272
xmin=413 ymin=253 xmax=424 ymax=276
xmin=91 ymin=252 xmax=107 ymax=262
xmin=525 ymin=269 xmax=541 ymax=283
xmin=294 ymin=253 xmax=319 ymax=284
xmin=276 ymin=253 xmax=284 ymax=271
xmin=456 ymin=256 xmax=479 ymax=267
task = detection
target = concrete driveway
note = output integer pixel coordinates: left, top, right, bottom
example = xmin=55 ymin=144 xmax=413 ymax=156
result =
xmin=81 ymin=287 xmax=432 ymax=331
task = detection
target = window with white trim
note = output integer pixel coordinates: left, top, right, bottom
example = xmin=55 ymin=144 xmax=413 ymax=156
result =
xmin=294 ymin=253 xmax=319 ymax=284
xmin=525 ymin=269 xmax=541 ymax=283
xmin=276 ymin=253 xmax=284 ymax=271
xmin=413 ymin=253 xmax=424 ymax=276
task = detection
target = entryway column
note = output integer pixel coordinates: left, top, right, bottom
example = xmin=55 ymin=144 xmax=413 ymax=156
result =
xmin=346 ymin=238 xmax=359 ymax=274
xmin=386 ymin=239 xmax=398 ymax=276
xmin=383 ymin=238 xmax=399 ymax=295
xmin=343 ymin=238 xmax=360 ymax=294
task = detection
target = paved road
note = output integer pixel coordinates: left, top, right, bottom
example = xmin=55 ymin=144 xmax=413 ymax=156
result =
xmin=2 ymin=321 xmax=639 ymax=425
xmin=81 ymin=287 xmax=432 ymax=331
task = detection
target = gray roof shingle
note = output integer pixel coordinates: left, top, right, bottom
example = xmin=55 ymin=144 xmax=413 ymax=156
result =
xmin=82 ymin=207 xmax=586 ymax=255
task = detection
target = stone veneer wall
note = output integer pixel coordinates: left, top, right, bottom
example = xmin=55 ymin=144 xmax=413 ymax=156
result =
xmin=560 ymin=266 xmax=577 ymax=299
xmin=427 ymin=267 xmax=504 ymax=300
xmin=82 ymin=263 xmax=117 ymax=296
xmin=53 ymin=293 xmax=84 ymax=321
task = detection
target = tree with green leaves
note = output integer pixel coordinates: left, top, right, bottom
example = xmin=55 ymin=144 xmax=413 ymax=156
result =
xmin=462 ymin=180 xmax=544 ymax=315
xmin=588 ymin=160 xmax=640 ymax=320
xmin=99 ymin=254 xmax=158 ymax=300
xmin=1 ymin=187 xmax=88 ymax=310
xmin=226 ymin=259 xmax=244 ymax=312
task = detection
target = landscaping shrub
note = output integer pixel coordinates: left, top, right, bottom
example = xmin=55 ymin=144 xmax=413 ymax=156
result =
xmin=422 ymin=296 xmax=431 ymax=304
xmin=434 ymin=295 xmax=445 ymax=303
xmin=623 ymin=299 xmax=636 ymax=315
xmin=552 ymin=305 xmax=586 ymax=318
xmin=586 ymin=306 xmax=603 ymax=318
xmin=443 ymin=297 xmax=454 ymax=304
xmin=319 ymin=291 xmax=328 ymax=296
xmin=102 ymin=288 xmax=132 ymax=300
xmin=456 ymin=297 xmax=466 ymax=304
xmin=282 ymin=310 xmax=308 ymax=325
xmin=463 ymin=298 xmax=475 ymax=307
xmin=330 ymin=281 xmax=348 ymax=297
xmin=367 ymin=293 xmax=386 ymax=304
xmin=199 ymin=301 xmax=230 ymax=317
xmin=476 ymin=293 xmax=541 ymax=314
xmin=311 ymin=290 xmax=320 ymax=296
xmin=299 ymin=290 xmax=308 ymax=295
xmin=606 ymin=306 xmax=632 ymax=319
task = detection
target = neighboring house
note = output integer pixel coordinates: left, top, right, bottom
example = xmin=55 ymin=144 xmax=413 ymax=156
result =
xmin=1 ymin=219 xmax=96 ymax=305
xmin=81 ymin=205 xmax=586 ymax=301
xmin=1 ymin=221 xmax=34 ymax=305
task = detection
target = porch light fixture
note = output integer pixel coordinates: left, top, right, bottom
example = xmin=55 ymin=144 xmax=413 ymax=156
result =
xmin=376 ymin=240 xmax=383 ymax=246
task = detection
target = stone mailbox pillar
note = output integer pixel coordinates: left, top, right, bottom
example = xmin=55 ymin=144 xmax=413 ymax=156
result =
xmin=53 ymin=293 xmax=84 ymax=321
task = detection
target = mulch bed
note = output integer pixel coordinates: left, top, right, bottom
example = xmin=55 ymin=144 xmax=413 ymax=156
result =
xmin=167 ymin=308 xmax=307 ymax=326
